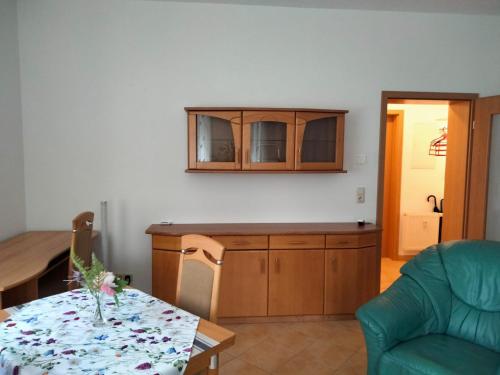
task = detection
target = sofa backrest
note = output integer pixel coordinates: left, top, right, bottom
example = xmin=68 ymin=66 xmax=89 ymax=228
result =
xmin=402 ymin=240 xmax=500 ymax=353
xmin=440 ymin=240 xmax=500 ymax=352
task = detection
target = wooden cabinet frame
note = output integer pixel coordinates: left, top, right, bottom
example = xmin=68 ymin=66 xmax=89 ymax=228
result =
xmin=188 ymin=111 xmax=242 ymax=170
xmin=242 ymin=111 xmax=295 ymax=170
xmin=295 ymin=112 xmax=345 ymax=171
xmin=185 ymin=107 xmax=349 ymax=173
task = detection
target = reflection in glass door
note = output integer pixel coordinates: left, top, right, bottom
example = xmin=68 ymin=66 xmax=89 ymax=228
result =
xmin=301 ymin=117 xmax=337 ymax=163
xmin=197 ymin=115 xmax=235 ymax=163
xmin=250 ymin=121 xmax=287 ymax=163
xmin=242 ymin=111 xmax=295 ymax=170
xmin=187 ymin=111 xmax=241 ymax=170
xmin=295 ymin=112 xmax=345 ymax=170
xmin=486 ymin=115 xmax=500 ymax=241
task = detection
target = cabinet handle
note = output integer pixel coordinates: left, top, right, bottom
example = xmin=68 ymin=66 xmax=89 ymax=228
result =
xmin=337 ymin=240 xmax=349 ymax=245
xmin=236 ymin=148 xmax=241 ymax=164
xmin=274 ymin=258 xmax=280 ymax=273
xmin=233 ymin=240 xmax=250 ymax=246
xmin=332 ymin=257 xmax=338 ymax=272
xmin=260 ymin=258 xmax=266 ymax=274
xmin=245 ymin=150 xmax=250 ymax=164
xmin=288 ymin=241 xmax=306 ymax=245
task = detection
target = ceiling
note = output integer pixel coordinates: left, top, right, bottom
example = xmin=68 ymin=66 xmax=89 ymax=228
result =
xmin=159 ymin=0 xmax=500 ymax=15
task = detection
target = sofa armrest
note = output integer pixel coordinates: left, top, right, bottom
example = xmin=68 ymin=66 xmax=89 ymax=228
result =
xmin=356 ymin=276 xmax=440 ymax=374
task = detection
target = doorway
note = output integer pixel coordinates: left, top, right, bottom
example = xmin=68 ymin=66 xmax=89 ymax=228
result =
xmin=377 ymin=91 xmax=478 ymax=291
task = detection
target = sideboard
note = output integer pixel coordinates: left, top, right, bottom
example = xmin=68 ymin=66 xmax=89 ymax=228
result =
xmin=146 ymin=223 xmax=381 ymax=322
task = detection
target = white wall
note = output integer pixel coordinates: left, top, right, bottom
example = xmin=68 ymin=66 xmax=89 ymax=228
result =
xmin=16 ymin=0 xmax=500 ymax=290
xmin=0 ymin=0 xmax=25 ymax=240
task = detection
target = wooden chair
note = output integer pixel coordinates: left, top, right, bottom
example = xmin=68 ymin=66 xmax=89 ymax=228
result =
xmin=68 ymin=211 xmax=94 ymax=290
xmin=176 ymin=235 xmax=225 ymax=323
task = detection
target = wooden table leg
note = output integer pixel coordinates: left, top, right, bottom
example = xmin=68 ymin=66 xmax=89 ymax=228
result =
xmin=208 ymin=354 xmax=219 ymax=375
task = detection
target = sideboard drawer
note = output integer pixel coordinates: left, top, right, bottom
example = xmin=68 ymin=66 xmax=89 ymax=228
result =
xmin=269 ymin=235 xmax=325 ymax=249
xmin=326 ymin=233 xmax=377 ymax=249
xmin=212 ymin=235 xmax=268 ymax=250
xmin=152 ymin=235 xmax=182 ymax=251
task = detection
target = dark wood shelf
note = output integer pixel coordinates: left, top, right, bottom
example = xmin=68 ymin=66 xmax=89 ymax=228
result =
xmin=185 ymin=107 xmax=349 ymax=114
xmin=146 ymin=222 xmax=380 ymax=236
xmin=185 ymin=169 xmax=348 ymax=174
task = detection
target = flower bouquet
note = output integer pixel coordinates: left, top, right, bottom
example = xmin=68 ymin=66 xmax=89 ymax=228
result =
xmin=70 ymin=250 xmax=128 ymax=327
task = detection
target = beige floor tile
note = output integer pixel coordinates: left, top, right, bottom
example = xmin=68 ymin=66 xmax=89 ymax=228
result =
xmin=239 ymin=337 xmax=297 ymax=373
xmin=224 ymin=330 xmax=268 ymax=357
xmin=220 ymin=351 xmax=236 ymax=366
xmin=338 ymin=319 xmax=362 ymax=332
xmin=289 ymin=321 xmax=339 ymax=340
xmin=319 ymin=323 xmax=365 ymax=351
xmin=220 ymin=358 xmax=270 ymax=375
xmin=273 ymin=353 xmax=336 ymax=375
xmin=299 ymin=341 xmax=357 ymax=371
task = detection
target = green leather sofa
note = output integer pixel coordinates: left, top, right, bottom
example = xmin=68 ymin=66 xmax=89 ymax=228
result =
xmin=356 ymin=240 xmax=500 ymax=375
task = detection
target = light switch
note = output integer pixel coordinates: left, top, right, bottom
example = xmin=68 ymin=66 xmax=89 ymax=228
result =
xmin=356 ymin=187 xmax=365 ymax=203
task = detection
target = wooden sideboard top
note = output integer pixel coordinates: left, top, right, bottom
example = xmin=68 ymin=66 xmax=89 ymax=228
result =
xmin=146 ymin=222 xmax=380 ymax=236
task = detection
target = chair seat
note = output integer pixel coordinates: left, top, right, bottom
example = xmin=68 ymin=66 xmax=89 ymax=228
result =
xmin=379 ymin=334 xmax=500 ymax=375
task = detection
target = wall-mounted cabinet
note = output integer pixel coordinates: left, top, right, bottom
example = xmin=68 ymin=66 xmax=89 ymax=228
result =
xmin=186 ymin=107 xmax=348 ymax=173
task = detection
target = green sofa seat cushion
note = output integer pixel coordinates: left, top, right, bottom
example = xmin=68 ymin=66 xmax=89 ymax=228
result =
xmin=380 ymin=334 xmax=500 ymax=375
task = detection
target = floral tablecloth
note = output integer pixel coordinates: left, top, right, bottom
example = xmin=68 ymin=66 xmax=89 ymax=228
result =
xmin=0 ymin=289 xmax=199 ymax=375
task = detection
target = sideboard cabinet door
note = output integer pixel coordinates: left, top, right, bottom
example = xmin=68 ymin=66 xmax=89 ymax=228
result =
xmin=324 ymin=247 xmax=377 ymax=314
xmin=152 ymin=249 xmax=180 ymax=304
xmin=268 ymin=249 xmax=324 ymax=316
xmin=218 ymin=250 xmax=268 ymax=317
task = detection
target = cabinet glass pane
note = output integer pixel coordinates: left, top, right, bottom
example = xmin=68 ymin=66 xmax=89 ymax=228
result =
xmin=486 ymin=115 xmax=500 ymax=241
xmin=301 ymin=117 xmax=337 ymax=163
xmin=250 ymin=121 xmax=287 ymax=163
xmin=197 ymin=115 xmax=235 ymax=163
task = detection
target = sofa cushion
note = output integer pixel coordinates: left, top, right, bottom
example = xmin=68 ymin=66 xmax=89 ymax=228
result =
xmin=379 ymin=334 xmax=500 ymax=375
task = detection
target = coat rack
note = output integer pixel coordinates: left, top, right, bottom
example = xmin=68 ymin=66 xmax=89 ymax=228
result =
xmin=429 ymin=127 xmax=447 ymax=156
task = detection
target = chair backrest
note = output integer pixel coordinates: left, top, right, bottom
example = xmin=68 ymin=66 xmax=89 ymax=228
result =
xmin=175 ymin=234 xmax=225 ymax=322
xmin=68 ymin=211 xmax=94 ymax=290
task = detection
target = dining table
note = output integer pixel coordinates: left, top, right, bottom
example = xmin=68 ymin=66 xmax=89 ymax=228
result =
xmin=0 ymin=288 xmax=235 ymax=374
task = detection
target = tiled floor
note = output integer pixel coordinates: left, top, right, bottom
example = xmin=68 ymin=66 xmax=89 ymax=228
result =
xmin=380 ymin=257 xmax=406 ymax=292
xmin=220 ymin=320 xmax=367 ymax=374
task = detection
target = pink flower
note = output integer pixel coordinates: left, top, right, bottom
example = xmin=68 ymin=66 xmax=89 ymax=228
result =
xmin=100 ymin=272 xmax=117 ymax=296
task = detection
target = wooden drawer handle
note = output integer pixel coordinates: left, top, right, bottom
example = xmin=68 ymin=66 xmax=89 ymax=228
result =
xmin=287 ymin=241 xmax=306 ymax=245
xmin=232 ymin=240 xmax=250 ymax=246
xmin=236 ymin=148 xmax=241 ymax=164
xmin=245 ymin=150 xmax=249 ymax=164
xmin=274 ymin=258 xmax=280 ymax=273
xmin=337 ymin=240 xmax=349 ymax=245
xmin=260 ymin=258 xmax=266 ymax=274
xmin=331 ymin=257 xmax=338 ymax=272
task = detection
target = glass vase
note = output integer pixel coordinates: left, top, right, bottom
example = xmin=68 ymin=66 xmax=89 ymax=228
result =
xmin=93 ymin=293 xmax=106 ymax=327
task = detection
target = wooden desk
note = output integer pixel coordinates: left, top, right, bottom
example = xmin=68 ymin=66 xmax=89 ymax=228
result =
xmin=0 ymin=309 xmax=235 ymax=375
xmin=0 ymin=231 xmax=98 ymax=308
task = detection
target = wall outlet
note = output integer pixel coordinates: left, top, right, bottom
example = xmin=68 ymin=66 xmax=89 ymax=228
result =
xmin=356 ymin=187 xmax=365 ymax=203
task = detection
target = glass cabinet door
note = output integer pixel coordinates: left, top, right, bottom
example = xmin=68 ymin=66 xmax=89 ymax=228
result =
xmin=295 ymin=112 xmax=345 ymax=170
xmin=242 ymin=111 xmax=295 ymax=170
xmin=188 ymin=111 xmax=241 ymax=170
